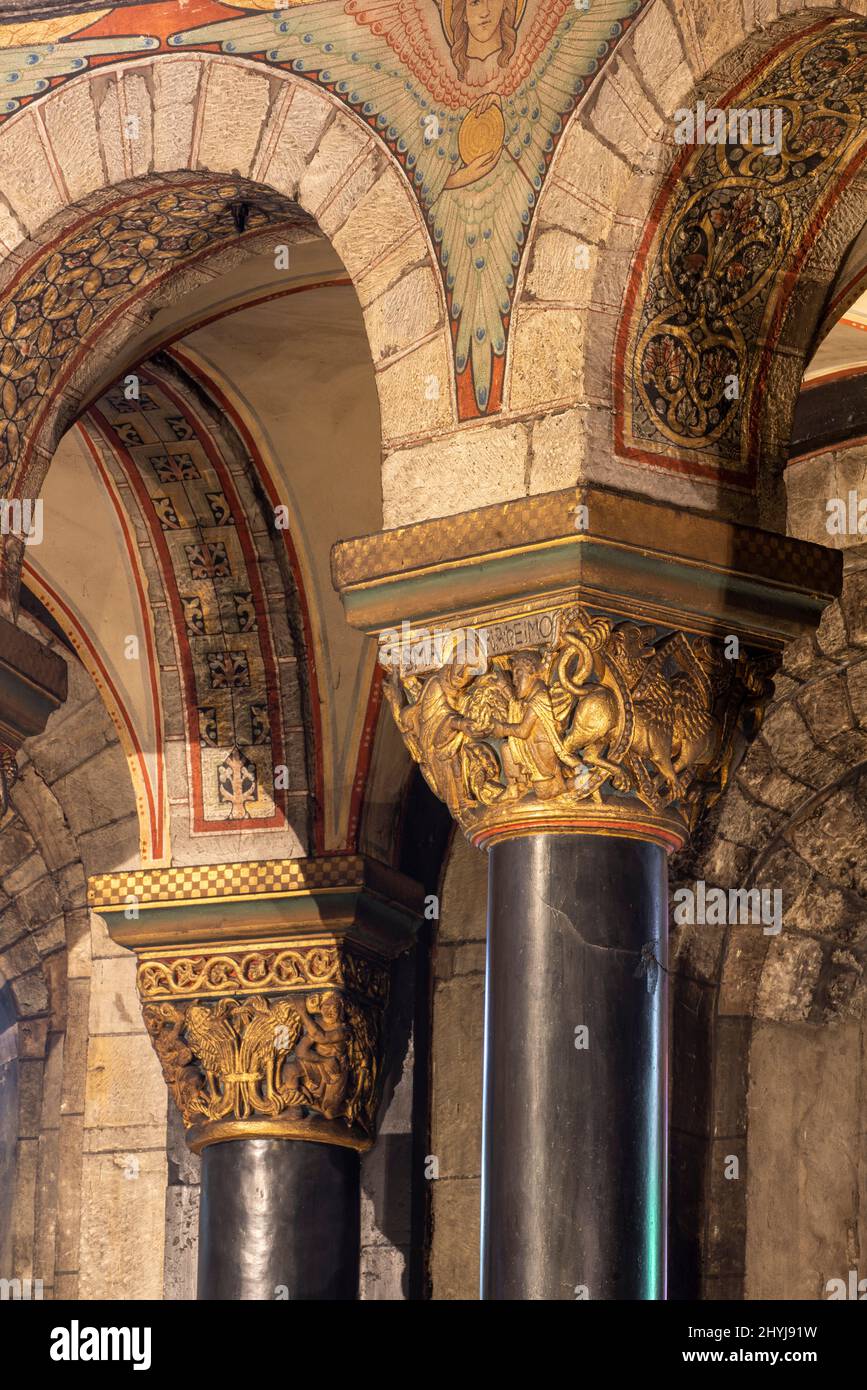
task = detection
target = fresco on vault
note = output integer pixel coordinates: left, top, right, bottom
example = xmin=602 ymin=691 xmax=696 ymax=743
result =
xmin=0 ymin=0 xmax=648 ymax=416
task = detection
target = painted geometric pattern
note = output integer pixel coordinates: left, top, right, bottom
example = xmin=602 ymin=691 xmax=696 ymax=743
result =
xmin=0 ymin=176 xmax=304 ymax=497
xmin=90 ymin=366 xmax=287 ymax=830
xmin=88 ymin=854 xmax=369 ymax=906
xmin=617 ymin=17 xmax=867 ymax=486
xmin=0 ymin=0 xmax=649 ymax=421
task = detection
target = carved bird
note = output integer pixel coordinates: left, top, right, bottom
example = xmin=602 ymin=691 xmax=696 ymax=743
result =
xmin=237 ymin=997 xmax=302 ymax=1116
xmin=184 ymin=1001 xmax=238 ymax=1115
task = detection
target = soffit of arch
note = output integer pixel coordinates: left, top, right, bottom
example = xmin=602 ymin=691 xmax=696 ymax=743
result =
xmin=25 ymin=259 xmax=391 ymax=864
xmin=165 ymin=265 xmax=385 ymax=853
xmin=502 ymin=7 xmax=867 ymax=528
xmin=605 ymin=13 xmax=867 ymax=522
xmin=26 ymin=350 xmax=318 ymax=870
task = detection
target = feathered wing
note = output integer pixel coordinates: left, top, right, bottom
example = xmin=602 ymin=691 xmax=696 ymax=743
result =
xmin=170 ymin=1 xmax=642 ymax=409
xmin=439 ymin=0 xmax=645 ymax=407
xmin=184 ymin=1003 xmax=237 ymax=1079
xmin=0 ymin=21 xmax=159 ymax=112
xmin=0 ymin=12 xmax=109 ymax=47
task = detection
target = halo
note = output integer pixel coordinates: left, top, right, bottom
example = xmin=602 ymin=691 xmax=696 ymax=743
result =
xmin=440 ymin=0 xmax=528 ymax=47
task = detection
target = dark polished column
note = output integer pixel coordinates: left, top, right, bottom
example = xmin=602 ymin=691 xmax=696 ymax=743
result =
xmin=482 ymin=834 xmax=668 ymax=1301
xmin=198 ymin=1139 xmax=360 ymax=1301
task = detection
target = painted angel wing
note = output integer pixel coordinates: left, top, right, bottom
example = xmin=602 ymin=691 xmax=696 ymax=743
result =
xmin=0 ymin=12 xmax=110 ymax=47
xmin=438 ymin=0 xmax=645 ymax=407
xmin=169 ymin=1 xmax=643 ymax=410
xmin=0 ymin=17 xmax=158 ymax=114
xmin=168 ymin=6 xmax=462 ymax=251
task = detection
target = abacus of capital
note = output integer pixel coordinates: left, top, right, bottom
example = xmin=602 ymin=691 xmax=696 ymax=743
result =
xmin=331 ymin=483 xmax=841 ymax=1301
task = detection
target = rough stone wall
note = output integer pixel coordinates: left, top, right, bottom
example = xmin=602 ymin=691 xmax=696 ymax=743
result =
xmin=0 ymin=618 xmax=168 ymax=1299
xmin=428 ymin=833 xmax=487 ymax=1300
xmin=788 ymin=439 xmax=867 ymax=549
xmin=672 ymin=550 xmax=867 ymax=1297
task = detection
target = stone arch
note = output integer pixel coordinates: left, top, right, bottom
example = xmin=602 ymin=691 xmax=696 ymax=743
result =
xmin=516 ymin=4 xmax=867 ymax=526
xmin=0 ymin=54 xmax=453 ymax=605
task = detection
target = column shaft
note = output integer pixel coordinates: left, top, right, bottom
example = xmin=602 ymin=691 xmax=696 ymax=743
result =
xmin=198 ymin=1139 xmax=360 ymax=1300
xmin=482 ymin=834 xmax=668 ymax=1300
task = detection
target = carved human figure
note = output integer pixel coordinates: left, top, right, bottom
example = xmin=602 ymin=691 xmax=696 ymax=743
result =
xmin=386 ymin=661 xmax=478 ymax=817
xmin=482 ymin=651 xmax=577 ymax=800
xmin=281 ymin=992 xmax=351 ymax=1122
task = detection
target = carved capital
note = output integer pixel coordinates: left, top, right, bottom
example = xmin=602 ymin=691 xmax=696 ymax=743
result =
xmin=332 ymin=485 xmax=840 ymax=851
xmin=140 ymin=939 xmax=386 ymax=1152
xmin=88 ymin=856 xmax=423 ymax=1151
xmin=382 ymin=605 xmax=777 ymax=851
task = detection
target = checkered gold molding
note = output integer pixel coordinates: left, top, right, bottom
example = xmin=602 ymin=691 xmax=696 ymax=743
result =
xmin=332 ymin=485 xmax=841 ymax=597
xmin=88 ymin=855 xmax=367 ymax=908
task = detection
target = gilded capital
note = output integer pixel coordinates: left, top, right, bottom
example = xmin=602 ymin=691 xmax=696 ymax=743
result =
xmin=332 ymin=484 xmax=841 ymax=851
xmin=381 ymin=606 xmax=776 ymax=851
xmin=140 ymin=941 xmax=386 ymax=1152
xmin=88 ymin=856 xmax=424 ymax=1151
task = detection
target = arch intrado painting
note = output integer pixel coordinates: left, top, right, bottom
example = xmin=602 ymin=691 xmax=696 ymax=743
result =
xmin=0 ymin=0 xmax=647 ymax=419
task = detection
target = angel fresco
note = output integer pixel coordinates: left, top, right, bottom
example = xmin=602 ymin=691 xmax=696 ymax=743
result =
xmin=170 ymin=0 xmax=645 ymax=413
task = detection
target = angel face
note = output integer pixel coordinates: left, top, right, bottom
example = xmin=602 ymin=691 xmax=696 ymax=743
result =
xmin=451 ymin=0 xmax=518 ymax=77
xmin=467 ymin=0 xmax=505 ymax=47
xmin=319 ymin=993 xmax=343 ymax=1028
